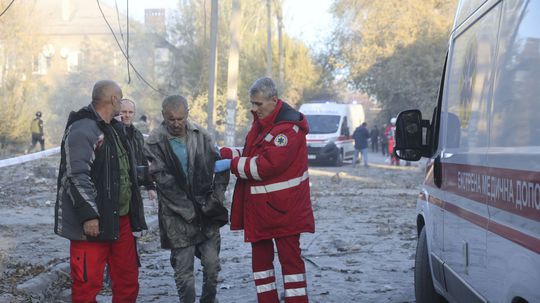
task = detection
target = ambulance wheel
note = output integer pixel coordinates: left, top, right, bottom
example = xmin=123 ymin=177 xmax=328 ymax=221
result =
xmin=333 ymin=150 xmax=343 ymax=167
xmin=415 ymin=227 xmax=444 ymax=303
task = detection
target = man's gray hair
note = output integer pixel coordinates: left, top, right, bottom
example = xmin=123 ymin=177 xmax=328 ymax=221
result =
xmin=162 ymin=95 xmax=188 ymax=112
xmin=249 ymin=77 xmax=278 ymax=99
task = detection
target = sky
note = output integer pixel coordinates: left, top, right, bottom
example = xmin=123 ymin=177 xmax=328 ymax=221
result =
xmin=103 ymin=0 xmax=334 ymax=49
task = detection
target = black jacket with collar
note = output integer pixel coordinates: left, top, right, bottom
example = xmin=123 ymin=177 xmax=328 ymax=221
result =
xmin=125 ymin=124 xmax=156 ymax=190
xmin=54 ymin=104 xmax=147 ymax=241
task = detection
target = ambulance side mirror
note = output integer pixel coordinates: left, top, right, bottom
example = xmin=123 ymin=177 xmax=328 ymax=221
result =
xmin=394 ymin=110 xmax=432 ymax=161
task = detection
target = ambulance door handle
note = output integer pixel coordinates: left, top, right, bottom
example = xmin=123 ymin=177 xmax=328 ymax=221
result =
xmin=442 ymin=152 xmax=454 ymax=159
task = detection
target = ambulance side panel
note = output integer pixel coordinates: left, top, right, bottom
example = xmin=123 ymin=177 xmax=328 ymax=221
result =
xmin=484 ymin=1 xmax=540 ymax=302
xmin=424 ymin=0 xmax=540 ymax=302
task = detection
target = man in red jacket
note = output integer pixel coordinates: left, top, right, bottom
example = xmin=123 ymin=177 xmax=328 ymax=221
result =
xmin=216 ymin=77 xmax=315 ymax=303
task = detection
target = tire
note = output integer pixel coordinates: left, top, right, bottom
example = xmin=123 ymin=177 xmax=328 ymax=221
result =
xmin=333 ymin=150 xmax=343 ymax=167
xmin=415 ymin=227 xmax=444 ymax=303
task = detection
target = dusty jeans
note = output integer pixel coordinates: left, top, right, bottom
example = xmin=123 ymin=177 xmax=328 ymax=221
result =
xmin=170 ymin=232 xmax=221 ymax=303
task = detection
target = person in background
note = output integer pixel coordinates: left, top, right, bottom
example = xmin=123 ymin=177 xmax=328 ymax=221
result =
xmin=133 ymin=114 xmax=150 ymax=135
xmin=27 ymin=111 xmax=45 ymax=153
xmin=385 ymin=117 xmax=400 ymax=165
xmin=370 ymin=125 xmax=379 ymax=153
xmin=217 ymin=77 xmax=315 ymax=303
xmin=54 ymin=80 xmax=147 ymax=302
xmin=352 ymin=122 xmax=370 ymax=168
xmin=120 ymin=99 xmax=157 ymax=201
xmin=144 ymin=95 xmax=229 ymax=303
xmin=380 ymin=124 xmax=388 ymax=157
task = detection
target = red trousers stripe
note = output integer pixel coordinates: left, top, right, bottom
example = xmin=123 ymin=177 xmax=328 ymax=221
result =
xmin=252 ymin=234 xmax=309 ymax=303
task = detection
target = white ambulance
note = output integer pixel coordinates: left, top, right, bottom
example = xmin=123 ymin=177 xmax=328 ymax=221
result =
xmin=299 ymin=102 xmax=364 ymax=166
xmin=394 ymin=0 xmax=540 ymax=302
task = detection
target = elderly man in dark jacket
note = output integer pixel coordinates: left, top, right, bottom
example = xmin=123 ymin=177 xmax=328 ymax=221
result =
xmin=144 ymin=95 xmax=229 ymax=303
xmin=54 ymin=80 xmax=147 ymax=302
xmin=120 ymin=98 xmax=157 ymax=201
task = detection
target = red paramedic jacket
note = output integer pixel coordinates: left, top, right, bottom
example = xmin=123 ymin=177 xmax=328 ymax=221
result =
xmin=222 ymin=100 xmax=315 ymax=242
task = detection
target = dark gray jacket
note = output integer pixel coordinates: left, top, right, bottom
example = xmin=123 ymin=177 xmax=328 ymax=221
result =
xmin=125 ymin=124 xmax=155 ymax=190
xmin=54 ymin=104 xmax=147 ymax=241
xmin=144 ymin=122 xmax=229 ymax=249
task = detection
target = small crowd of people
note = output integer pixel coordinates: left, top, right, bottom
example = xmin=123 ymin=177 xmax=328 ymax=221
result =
xmin=53 ymin=77 xmax=314 ymax=303
xmin=351 ymin=117 xmax=400 ymax=167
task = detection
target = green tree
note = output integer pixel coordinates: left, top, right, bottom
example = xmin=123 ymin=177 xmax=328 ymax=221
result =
xmin=329 ymin=0 xmax=456 ymax=121
xmin=167 ymin=0 xmax=324 ymax=139
xmin=0 ymin=1 xmax=47 ymax=149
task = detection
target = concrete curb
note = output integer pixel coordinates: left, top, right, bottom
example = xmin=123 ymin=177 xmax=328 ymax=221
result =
xmin=16 ymin=262 xmax=70 ymax=300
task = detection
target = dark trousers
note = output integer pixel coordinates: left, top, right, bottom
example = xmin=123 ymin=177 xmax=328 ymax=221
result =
xmin=371 ymin=139 xmax=378 ymax=152
xmin=28 ymin=133 xmax=45 ymax=152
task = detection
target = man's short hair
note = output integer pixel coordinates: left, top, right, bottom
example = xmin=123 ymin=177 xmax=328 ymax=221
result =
xmin=121 ymin=98 xmax=136 ymax=110
xmin=162 ymin=95 xmax=188 ymax=113
xmin=92 ymin=80 xmax=120 ymax=104
xmin=249 ymin=77 xmax=278 ymax=99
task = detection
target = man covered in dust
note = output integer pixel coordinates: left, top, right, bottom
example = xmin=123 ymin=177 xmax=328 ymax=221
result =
xmin=144 ymin=95 xmax=229 ymax=303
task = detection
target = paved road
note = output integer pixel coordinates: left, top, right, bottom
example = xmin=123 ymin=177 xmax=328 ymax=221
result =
xmin=0 ymin=151 xmax=423 ymax=302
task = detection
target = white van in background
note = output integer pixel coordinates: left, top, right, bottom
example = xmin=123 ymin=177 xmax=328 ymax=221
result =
xmin=394 ymin=1 xmax=540 ymax=302
xmin=299 ymin=102 xmax=364 ymax=166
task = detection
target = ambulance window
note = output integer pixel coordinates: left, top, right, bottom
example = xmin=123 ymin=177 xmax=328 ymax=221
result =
xmin=444 ymin=3 xmax=501 ymax=151
xmin=305 ymin=115 xmax=340 ymax=134
xmin=490 ymin=1 xmax=540 ymax=147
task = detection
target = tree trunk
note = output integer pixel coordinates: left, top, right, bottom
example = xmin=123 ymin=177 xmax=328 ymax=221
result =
xmin=275 ymin=0 xmax=284 ymax=92
xmin=266 ymin=0 xmax=272 ymax=77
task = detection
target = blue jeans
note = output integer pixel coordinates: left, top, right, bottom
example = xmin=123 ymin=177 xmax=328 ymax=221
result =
xmin=352 ymin=148 xmax=368 ymax=167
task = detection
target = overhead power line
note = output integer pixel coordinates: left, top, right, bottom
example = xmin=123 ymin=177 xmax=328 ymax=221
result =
xmin=96 ymin=0 xmax=168 ymax=96
xmin=114 ymin=0 xmax=126 ymax=47
xmin=0 ymin=0 xmax=16 ymax=18
xmin=113 ymin=0 xmax=131 ymax=83
xmin=126 ymin=0 xmax=131 ymax=84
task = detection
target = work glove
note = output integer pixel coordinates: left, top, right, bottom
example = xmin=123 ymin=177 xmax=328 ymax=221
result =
xmin=214 ymin=159 xmax=231 ymax=173
xmin=219 ymin=147 xmax=233 ymax=159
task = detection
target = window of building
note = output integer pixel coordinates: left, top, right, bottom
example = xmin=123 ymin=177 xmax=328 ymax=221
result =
xmin=67 ymin=51 xmax=80 ymax=73
xmin=32 ymin=53 xmax=47 ymax=75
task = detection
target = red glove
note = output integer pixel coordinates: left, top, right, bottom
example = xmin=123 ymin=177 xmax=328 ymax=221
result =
xmin=220 ymin=147 xmax=243 ymax=159
xmin=220 ymin=147 xmax=233 ymax=159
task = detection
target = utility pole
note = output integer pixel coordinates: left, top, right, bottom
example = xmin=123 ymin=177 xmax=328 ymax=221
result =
xmin=225 ymin=0 xmax=241 ymax=147
xmin=266 ymin=0 xmax=272 ymax=77
xmin=207 ymin=0 xmax=218 ymax=135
